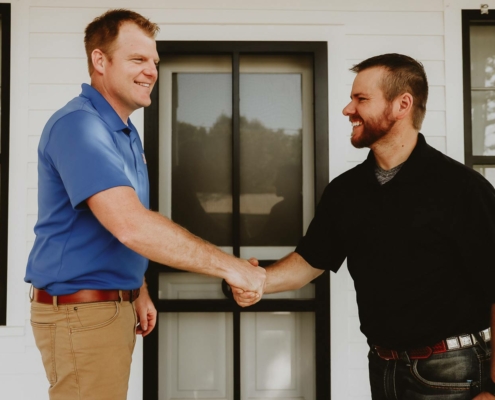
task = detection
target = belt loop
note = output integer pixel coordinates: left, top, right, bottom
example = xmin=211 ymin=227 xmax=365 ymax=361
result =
xmin=52 ymin=295 xmax=58 ymax=311
xmin=118 ymin=290 xmax=123 ymax=303
xmin=398 ymin=350 xmax=411 ymax=364
xmin=29 ymin=285 xmax=34 ymax=303
xmin=474 ymin=332 xmax=489 ymax=354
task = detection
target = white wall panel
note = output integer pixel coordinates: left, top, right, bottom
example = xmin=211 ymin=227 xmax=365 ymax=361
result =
xmin=28 ymin=0 xmax=445 ymax=12
xmin=27 ymin=136 xmax=40 ymax=163
xmin=422 ymin=60 xmax=446 ymax=85
xmin=28 ymin=110 xmax=53 ymax=136
xmin=345 ymin=35 xmax=444 ymax=61
xmin=30 ymin=7 xmax=103 ymax=33
xmin=425 ymin=136 xmax=447 ymax=153
xmin=28 ymin=84 xmax=80 ymax=110
xmin=29 ymin=33 xmax=84 ymax=58
xmin=428 ymin=86 xmax=447 ymax=111
xmin=422 ymin=111 xmax=446 ymax=136
xmin=29 ymin=58 xmax=88 ymax=84
xmin=26 ymin=162 xmax=37 ymax=188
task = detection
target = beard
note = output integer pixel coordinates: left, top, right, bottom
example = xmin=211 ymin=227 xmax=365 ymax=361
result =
xmin=350 ymin=106 xmax=395 ymax=149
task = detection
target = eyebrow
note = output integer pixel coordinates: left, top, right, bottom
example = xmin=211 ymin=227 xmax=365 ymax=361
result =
xmin=128 ymin=53 xmax=160 ymax=63
xmin=350 ymin=92 xmax=368 ymax=99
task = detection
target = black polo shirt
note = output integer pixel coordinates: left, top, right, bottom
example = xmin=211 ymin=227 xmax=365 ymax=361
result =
xmin=296 ymin=133 xmax=495 ymax=349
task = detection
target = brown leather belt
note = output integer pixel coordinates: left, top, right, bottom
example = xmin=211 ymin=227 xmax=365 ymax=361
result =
xmin=374 ymin=328 xmax=491 ymax=361
xmin=33 ymin=288 xmax=140 ymax=305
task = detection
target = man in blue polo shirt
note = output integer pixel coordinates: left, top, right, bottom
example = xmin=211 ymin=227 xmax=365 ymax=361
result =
xmin=25 ymin=9 xmax=265 ymax=400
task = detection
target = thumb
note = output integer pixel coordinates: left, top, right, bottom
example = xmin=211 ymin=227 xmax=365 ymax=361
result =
xmin=248 ymin=257 xmax=259 ymax=267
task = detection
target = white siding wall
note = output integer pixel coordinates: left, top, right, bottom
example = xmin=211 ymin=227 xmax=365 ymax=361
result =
xmin=0 ymin=0 xmax=486 ymax=398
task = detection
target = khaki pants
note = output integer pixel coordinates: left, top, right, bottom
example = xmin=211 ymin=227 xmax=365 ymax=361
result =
xmin=30 ymin=298 xmax=137 ymax=400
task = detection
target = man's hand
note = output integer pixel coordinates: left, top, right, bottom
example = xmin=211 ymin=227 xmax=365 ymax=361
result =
xmin=224 ymin=256 xmax=266 ymax=302
xmin=231 ymin=258 xmax=263 ymax=307
xmin=473 ymin=392 xmax=495 ymax=399
xmin=134 ymin=286 xmax=157 ymax=337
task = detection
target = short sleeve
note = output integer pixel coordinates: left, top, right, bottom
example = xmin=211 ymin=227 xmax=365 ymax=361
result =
xmin=44 ymin=111 xmax=133 ymax=209
xmin=295 ymin=181 xmax=347 ymax=272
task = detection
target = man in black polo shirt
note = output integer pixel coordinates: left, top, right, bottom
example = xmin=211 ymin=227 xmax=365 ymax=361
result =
xmin=234 ymin=53 xmax=495 ymax=399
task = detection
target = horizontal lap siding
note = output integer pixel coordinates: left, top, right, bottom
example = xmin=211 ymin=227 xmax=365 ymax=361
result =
xmin=4 ymin=2 xmax=450 ymax=400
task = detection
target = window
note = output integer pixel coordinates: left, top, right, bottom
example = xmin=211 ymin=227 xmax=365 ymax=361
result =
xmin=0 ymin=3 xmax=11 ymax=326
xmin=143 ymin=42 xmax=329 ymax=400
xmin=462 ymin=10 xmax=495 ymax=185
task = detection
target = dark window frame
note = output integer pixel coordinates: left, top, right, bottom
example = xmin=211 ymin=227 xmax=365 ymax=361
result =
xmin=462 ymin=9 xmax=495 ymax=167
xmin=143 ymin=41 xmax=329 ymax=400
xmin=0 ymin=3 xmax=11 ymax=326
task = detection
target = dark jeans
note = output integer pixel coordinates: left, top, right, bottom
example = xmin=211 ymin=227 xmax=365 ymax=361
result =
xmin=368 ymin=342 xmax=491 ymax=399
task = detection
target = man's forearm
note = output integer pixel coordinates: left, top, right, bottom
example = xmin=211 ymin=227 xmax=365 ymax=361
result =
xmin=124 ymin=208 xmax=243 ymax=279
xmin=264 ymin=252 xmax=324 ymax=294
xmin=87 ymin=186 xmax=264 ymax=292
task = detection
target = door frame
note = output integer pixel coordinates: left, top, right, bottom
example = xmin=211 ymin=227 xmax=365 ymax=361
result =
xmin=143 ymin=41 xmax=329 ymax=400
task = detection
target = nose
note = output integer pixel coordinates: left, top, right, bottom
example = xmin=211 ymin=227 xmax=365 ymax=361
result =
xmin=144 ymin=61 xmax=158 ymax=80
xmin=342 ymin=101 xmax=354 ymax=116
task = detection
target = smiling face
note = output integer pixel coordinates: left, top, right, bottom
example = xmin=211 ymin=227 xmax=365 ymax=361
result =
xmin=342 ymin=67 xmax=396 ymax=149
xmin=95 ymin=22 xmax=159 ymax=122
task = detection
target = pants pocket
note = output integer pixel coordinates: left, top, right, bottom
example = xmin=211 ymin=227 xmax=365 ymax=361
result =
xmin=30 ymin=321 xmax=57 ymax=385
xmin=70 ymin=301 xmax=120 ymax=333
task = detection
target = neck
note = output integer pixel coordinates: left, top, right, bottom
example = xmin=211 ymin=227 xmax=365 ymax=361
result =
xmin=91 ymin=80 xmax=130 ymax=124
xmin=370 ymin=124 xmax=419 ymax=170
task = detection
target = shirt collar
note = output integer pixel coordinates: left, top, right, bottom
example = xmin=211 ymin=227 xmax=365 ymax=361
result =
xmin=80 ymin=83 xmax=131 ymax=133
xmin=363 ymin=133 xmax=436 ymax=184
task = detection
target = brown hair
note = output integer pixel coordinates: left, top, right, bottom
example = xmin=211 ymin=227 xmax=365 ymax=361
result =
xmin=84 ymin=9 xmax=159 ymax=76
xmin=350 ymin=53 xmax=428 ymax=130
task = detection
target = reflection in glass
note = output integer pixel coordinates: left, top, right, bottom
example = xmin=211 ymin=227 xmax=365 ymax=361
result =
xmin=239 ymin=73 xmax=303 ymax=246
xmin=241 ymin=312 xmax=315 ymax=399
xmin=158 ymin=272 xmax=225 ymax=300
xmin=474 ymin=165 xmax=495 ymax=187
xmin=470 ymin=25 xmax=495 ymax=88
xmin=471 ymin=91 xmax=495 ymax=155
xmin=159 ymin=312 xmax=233 ymax=399
xmin=171 ymin=73 xmax=232 ymax=246
xmin=470 ymin=26 xmax=495 ymax=155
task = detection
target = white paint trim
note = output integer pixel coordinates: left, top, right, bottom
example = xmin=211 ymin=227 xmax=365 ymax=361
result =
xmin=7 ymin=0 xmax=31 ymax=328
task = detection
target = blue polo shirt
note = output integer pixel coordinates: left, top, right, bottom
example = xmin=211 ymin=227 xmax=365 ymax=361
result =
xmin=25 ymin=84 xmax=150 ymax=295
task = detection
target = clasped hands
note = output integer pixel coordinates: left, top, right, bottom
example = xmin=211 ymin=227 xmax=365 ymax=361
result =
xmin=226 ymin=257 xmax=265 ymax=307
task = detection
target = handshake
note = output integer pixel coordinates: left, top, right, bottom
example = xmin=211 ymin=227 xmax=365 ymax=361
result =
xmin=225 ymin=257 xmax=266 ymax=307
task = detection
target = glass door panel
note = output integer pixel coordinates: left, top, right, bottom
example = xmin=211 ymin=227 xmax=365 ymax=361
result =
xmin=159 ymin=56 xmax=234 ymax=251
xmin=239 ymin=55 xmax=314 ymax=260
xmin=469 ymin=25 xmax=495 ymax=155
xmin=241 ymin=312 xmax=315 ymax=400
xmin=159 ymin=312 xmax=234 ymax=400
xmin=154 ymin=51 xmax=322 ymax=400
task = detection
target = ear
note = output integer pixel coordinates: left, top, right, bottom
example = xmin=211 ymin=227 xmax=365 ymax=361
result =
xmin=91 ymin=49 xmax=106 ymax=75
xmin=394 ymin=92 xmax=413 ymax=121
